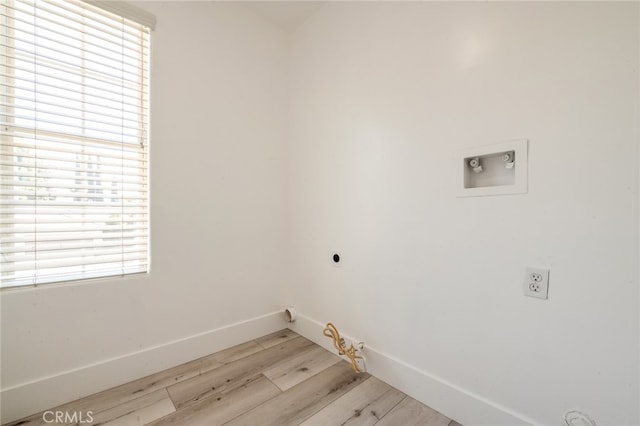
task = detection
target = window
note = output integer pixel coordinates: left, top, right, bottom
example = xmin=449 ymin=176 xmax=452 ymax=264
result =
xmin=1 ymin=0 xmax=153 ymax=287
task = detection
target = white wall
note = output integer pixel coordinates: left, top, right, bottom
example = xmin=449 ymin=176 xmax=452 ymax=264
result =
xmin=286 ymin=2 xmax=639 ymax=425
xmin=1 ymin=2 xmax=288 ymax=422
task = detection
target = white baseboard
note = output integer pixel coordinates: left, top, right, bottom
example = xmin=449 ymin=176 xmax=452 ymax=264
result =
xmin=288 ymin=313 xmax=537 ymax=426
xmin=0 ymin=310 xmax=286 ymax=424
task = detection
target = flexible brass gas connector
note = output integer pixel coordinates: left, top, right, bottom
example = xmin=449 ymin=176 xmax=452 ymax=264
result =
xmin=323 ymin=322 xmax=364 ymax=373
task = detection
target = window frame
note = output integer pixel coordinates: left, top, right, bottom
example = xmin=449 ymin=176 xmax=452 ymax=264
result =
xmin=0 ymin=0 xmax=152 ymax=289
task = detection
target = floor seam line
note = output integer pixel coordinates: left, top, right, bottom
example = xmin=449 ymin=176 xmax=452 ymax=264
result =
xmin=371 ymin=395 xmax=407 ymax=425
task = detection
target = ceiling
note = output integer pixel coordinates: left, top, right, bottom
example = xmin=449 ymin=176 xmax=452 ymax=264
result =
xmin=242 ymin=1 xmax=324 ymax=33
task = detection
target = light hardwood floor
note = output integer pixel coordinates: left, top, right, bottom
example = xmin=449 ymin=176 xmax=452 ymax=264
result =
xmin=4 ymin=330 xmax=463 ymax=426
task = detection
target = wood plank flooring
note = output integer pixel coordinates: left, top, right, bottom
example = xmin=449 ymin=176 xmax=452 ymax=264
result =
xmin=4 ymin=330 xmax=462 ymax=426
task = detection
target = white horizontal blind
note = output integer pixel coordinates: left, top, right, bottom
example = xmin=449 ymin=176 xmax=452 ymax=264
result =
xmin=82 ymin=1 xmax=156 ymax=30
xmin=0 ymin=0 xmax=150 ymax=287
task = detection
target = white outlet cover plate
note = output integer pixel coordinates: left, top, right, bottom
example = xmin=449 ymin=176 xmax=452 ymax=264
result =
xmin=523 ymin=267 xmax=549 ymax=299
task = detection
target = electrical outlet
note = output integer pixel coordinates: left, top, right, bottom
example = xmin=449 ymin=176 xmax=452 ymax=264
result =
xmin=523 ymin=267 xmax=549 ymax=299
